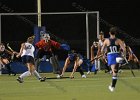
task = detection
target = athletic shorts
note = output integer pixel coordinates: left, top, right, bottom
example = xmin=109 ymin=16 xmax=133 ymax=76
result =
xmin=22 ymin=55 xmax=35 ymax=64
xmin=107 ymin=53 xmax=120 ymax=66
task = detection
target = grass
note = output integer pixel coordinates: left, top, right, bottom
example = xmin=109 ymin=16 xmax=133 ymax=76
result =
xmin=0 ymin=70 xmax=140 ymax=100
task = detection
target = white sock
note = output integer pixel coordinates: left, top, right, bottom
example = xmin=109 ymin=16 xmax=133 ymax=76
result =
xmin=20 ymin=71 xmax=31 ymax=79
xmin=33 ymin=70 xmax=41 ymax=80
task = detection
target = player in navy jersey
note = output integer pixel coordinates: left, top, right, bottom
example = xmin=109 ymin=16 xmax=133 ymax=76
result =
xmin=0 ymin=43 xmax=16 ymax=75
xmin=101 ymin=27 xmax=126 ymax=92
xmin=87 ymin=41 xmax=98 ymax=74
xmin=60 ymin=50 xmax=86 ymax=79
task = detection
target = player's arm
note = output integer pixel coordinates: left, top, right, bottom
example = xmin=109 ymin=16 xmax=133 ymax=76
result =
xmin=128 ymin=46 xmax=139 ymax=62
xmin=50 ymin=40 xmax=61 ymax=49
xmin=5 ymin=49 xmax=13 ymax=55
xmin=16 ymin=43 xmax=25 ymax=58
xmin=90 ymin=44 xmax=95 ymax=62
xmin=101 ymin=39 xmax=107 ymax=55
xmin=96 ymin=43 xmax=101 ymax=57
xmin=35 ymin=40 xmax=44 ymax=49
xmin=118 ymin=39 xmax=126 ymax=57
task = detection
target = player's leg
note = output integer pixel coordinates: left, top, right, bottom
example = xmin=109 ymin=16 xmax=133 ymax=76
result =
xmin=30 ymin=56 xmax=46 ymax=82
xmin=107 ymin=53 xmax=119 ymax=92
xmin=35 ymin=50 xmax=44 ymax=72
xmin=70 ymin=59 xmax=86 ymax=78
xmin=31 ymin=64 xmax=46 ymax=82
xmin=50 ymin=54 xmax=61 ymax=74
xmin=70 ymin=62 xmax=77 ymax=78
xmin=17 ymin=63 xmax=32 ymax=83
xmin=48 ymin=53 xmax=62 ymax=78
xmin=102 ymin=58 xmax=110 ymax=73
xmin=1 ymin=58 xmax=16 ymax=75
xmin=60 ymin=58 xmax=70 ymax=77
xmin=17 ymin=56 xmax=32 ymax=83
xmin=77 ymin=67 xmax=86 ymax=78
xmin=111 ymin=64 xmax=119 ymax=87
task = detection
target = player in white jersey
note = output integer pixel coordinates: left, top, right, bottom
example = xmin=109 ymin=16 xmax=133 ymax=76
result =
xmin=16 ymin=36 xmax=45 ymax=83
xmin=96 ymin=31 xmax=110 ymax=73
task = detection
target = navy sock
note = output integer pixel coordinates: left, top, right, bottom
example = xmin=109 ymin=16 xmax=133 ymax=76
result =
xmin=111 ymin=76 xmax=117 ymax=88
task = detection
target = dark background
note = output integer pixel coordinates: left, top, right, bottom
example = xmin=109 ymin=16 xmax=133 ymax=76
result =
xmin=0 ymin=0 xmax=140 ymax=58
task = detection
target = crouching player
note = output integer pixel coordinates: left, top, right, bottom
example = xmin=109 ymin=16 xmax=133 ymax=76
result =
xmin=60 ymin=50 xmax=86 ymax=79
xmin=0 ymin=43 xmax=16 ymax=75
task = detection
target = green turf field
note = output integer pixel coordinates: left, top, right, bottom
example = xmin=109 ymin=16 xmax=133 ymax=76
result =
xmin=0 ymin=70 xmax=140 ymax=100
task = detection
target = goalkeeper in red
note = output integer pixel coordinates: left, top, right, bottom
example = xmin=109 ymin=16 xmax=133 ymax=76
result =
xmin=35 ymin=32 xmax=70 ymax=77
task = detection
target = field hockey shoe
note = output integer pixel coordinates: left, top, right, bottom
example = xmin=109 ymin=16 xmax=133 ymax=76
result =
xmin=39 ymin=77 xmax=46 ymax=82
xmin=16 ymin=77 xmax=24 ymax=83
xmin=108 ymin=85 xmax=115 ymax=92
xmin=82 ymin=74 xmax=86 ymax=78
xmin=87 ymin=71 xmax=91 ymax=75
xmin=56 ymin=74 xmax=61 ymax=79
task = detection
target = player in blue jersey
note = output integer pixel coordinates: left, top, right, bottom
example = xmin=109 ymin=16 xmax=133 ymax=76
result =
xmin=60 ymin=50 xmax=86 ymax=79
xmin=101 ymin=27 xmax=126 ymax=92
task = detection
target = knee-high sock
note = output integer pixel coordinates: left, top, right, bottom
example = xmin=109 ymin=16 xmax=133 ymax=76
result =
xmin=111 ymin=76 xmax=118 ymax=88
xmin=33 ymin=70 xmax=41 ymax=80
xmin=35 ymin=59 xmax=41 ymax=72
xmin=77 ymin=67 xmax=84 ymax=76
xmin=20 ymin=71 xmax=31 ymax=79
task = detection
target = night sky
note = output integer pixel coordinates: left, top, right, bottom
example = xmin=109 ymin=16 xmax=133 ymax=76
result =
xmin=0 ymin=0 xmax=140 ymax=56
xmin=1 ymin=0 xmax=139 ymax=35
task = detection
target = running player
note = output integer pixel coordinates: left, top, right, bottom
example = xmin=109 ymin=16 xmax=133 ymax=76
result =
xmin=101 ymin=27 xmax=126 ymax=92
xmin=16 ymin=36 xmax=45 ymax=83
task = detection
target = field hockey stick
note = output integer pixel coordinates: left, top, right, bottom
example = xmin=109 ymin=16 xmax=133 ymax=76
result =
xmin=7 ymin=43 xmax=14 ymax=52
xmin=6 ymin=43 xmax=18 ymax=61
xmin=6 ymin=43 xmax=18 ymax=54
xmin=90 ymin=54 xmax=103 ymax=62
xmin=122 ymin=54 xmax=135 ymax=77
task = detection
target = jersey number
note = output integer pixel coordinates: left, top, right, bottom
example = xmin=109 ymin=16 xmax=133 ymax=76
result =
xmin=109 ymin=46 xmax=117 ymax=53
xmin=25 ymin=45 xmax=32 ymax=50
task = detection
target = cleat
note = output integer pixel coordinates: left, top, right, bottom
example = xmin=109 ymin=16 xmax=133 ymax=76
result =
xmin=16 ymin=77 xmax=23 ymax=83
xmin=82 ymin=74 xmax=86 ymax=78
xmin=87 ymin=71 xmax=91 ymax=75
xmin=39 ymin=77 xmax=46 ymax=82
xmin=118 ymin=69 xmax=123 ymax=73
xmin=108 ymin=85 xmax=114 ymax=92
xmin=59 ymin=74 xmax=63 ymax=78
xmin=56 ymin=74 xmax=61 ymax=79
